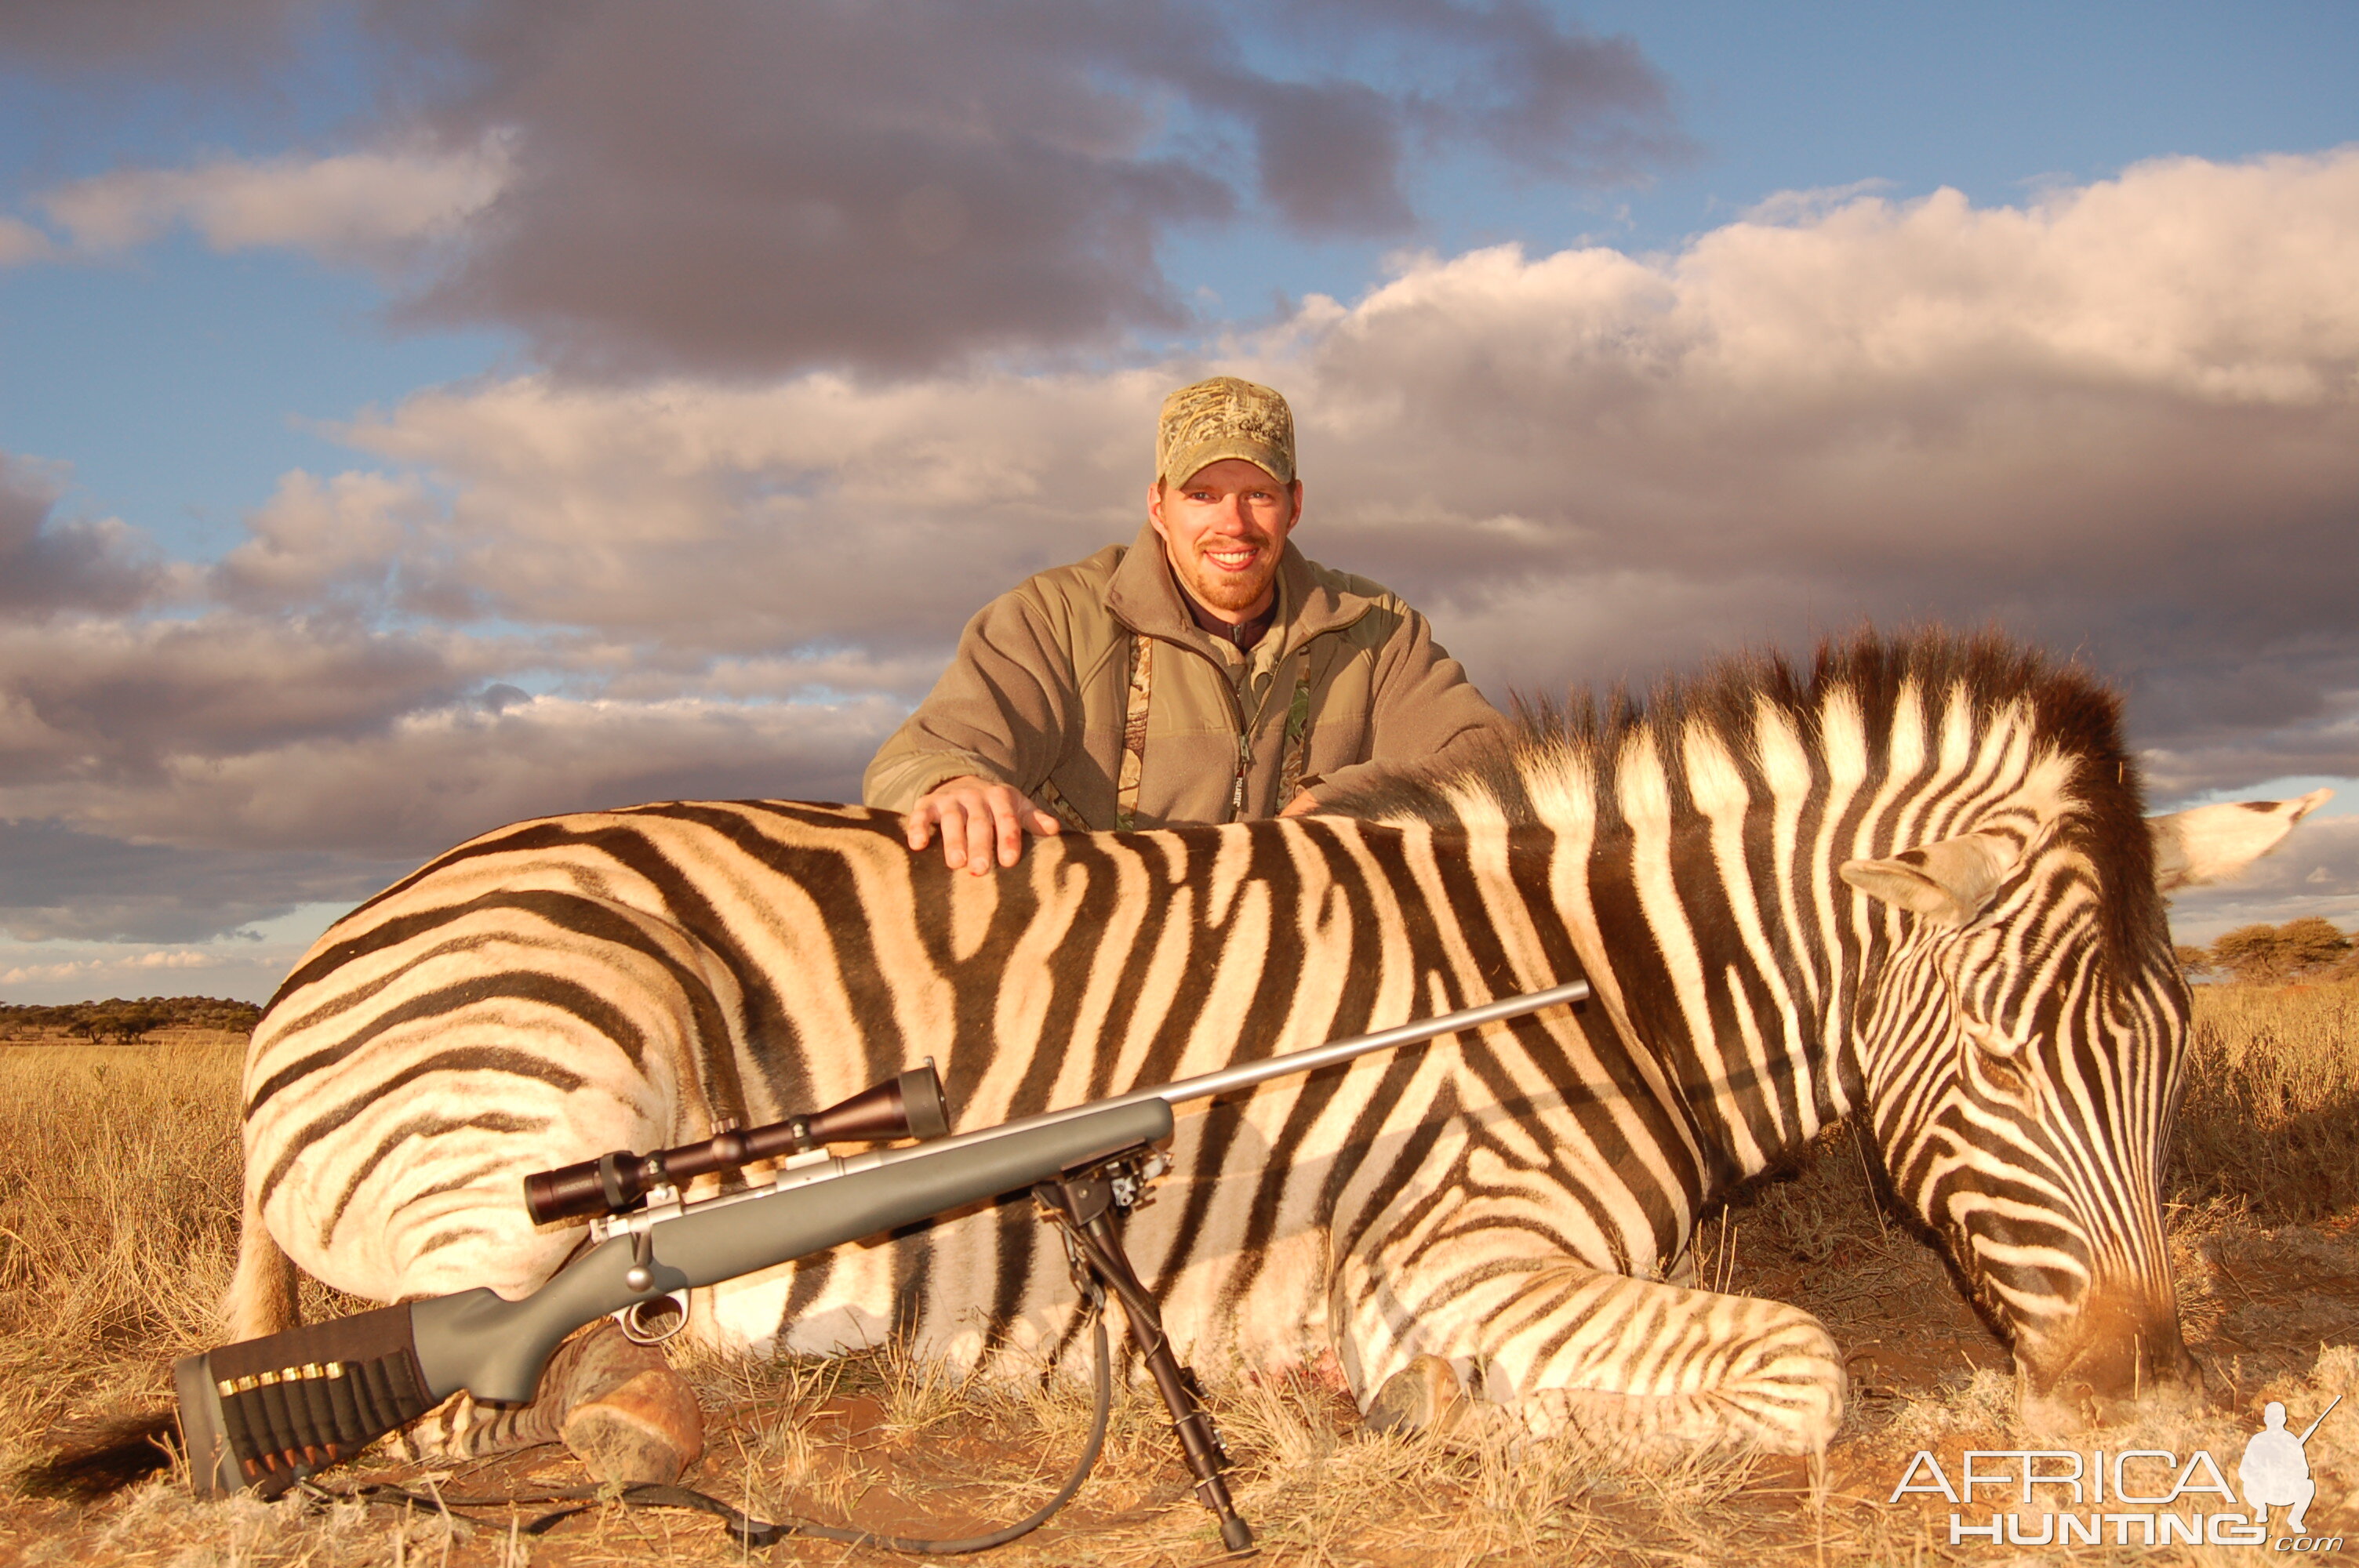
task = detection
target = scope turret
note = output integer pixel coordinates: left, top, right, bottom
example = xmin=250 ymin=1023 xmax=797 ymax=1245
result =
xmin=523 ymin=1062 xmax=951 ymax=1225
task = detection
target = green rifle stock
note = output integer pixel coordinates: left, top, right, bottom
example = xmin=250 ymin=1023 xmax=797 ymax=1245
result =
xmin=175 ymin=1098 xmax=1172 ymax=1497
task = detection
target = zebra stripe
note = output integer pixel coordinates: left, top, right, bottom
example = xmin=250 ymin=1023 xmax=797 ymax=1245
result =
xmin=236 ymin=632 xmax=2298 ymax=1456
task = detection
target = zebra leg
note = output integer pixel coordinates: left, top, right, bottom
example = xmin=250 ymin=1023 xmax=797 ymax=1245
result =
xmin=401 ymin=1319 xmax=704 ymax=1485
xmin=1344 ymin=1257 xmax=1846 ymax=1455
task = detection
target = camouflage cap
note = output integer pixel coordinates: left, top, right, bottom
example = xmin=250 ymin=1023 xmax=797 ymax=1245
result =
xmin=1155 ymin=376 xmax=1296 ymax=487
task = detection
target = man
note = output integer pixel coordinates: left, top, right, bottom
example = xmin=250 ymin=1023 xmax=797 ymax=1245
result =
xmin=864 ymin=376 xmax=1508 ymax=872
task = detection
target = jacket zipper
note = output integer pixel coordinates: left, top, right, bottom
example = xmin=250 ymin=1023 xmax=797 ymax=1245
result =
xmin=1219 ymin=655 xmax=1288 ymax=824
xmin=1143 ymin=596 xmax=1343 ymax=822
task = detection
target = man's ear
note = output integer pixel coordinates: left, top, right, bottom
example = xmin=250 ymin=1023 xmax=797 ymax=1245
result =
xmin=1147 ymin=477 xmax=1169 ymax=541
xmin=1841 ymin=829 xmax=2022 ymax=928
xmin=2148 ymin=788 xmax=2331 ymax=891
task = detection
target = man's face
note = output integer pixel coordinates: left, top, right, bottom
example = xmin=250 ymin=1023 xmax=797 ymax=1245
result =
xmin=1147 ymin=458 xmax=1303 ymax=625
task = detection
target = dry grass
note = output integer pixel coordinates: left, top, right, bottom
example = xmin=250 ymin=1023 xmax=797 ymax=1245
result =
xmin=0 ymin=1039 xmax=247 ymax=1443
xmin=2171 ymin=981 xmax=2359 ymax=1223
xmin=2 ymin=982 xmax=2355 ymax=1565
xmin=0 ymin=1040 xmax=367 ymax=1461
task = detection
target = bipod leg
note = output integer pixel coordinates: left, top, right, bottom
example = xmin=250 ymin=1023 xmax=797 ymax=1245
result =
xmin=1037 ymin=1159 xmax=1254 ymax=1555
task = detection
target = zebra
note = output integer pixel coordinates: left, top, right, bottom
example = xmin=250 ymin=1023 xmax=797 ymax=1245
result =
xmin=229 ymin=630 xmax=2324 ymax=1483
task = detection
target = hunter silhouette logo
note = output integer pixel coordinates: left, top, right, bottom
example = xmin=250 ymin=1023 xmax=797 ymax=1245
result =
xmin=1889 ymin=1394 xmax=2346 ymax=1548
xmin=2242 ymin=1396 xmax=2339 ymax=1537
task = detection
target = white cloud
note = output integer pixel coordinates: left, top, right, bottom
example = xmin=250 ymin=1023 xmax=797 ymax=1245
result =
xmin=2 ymin=949 xmax=218 ymax=984
xmin=0 ymin=612 xmax=489 ymax=786
xmin=215 ymin=470 xmax=433 ymax=605
xmin=331 ymin=367 xmax=1165 ymax=649
xmin=304 ymin=147 xmax=2359 ymax=724
xmin=0 ymin=902 xmax=352 ymax=1007
xmin=1649 ymin=153 xmax=2359 ymax=405
xmin=0 ymin=214 xmax=58 ymax=266
xmin=31 ymin=135 xmax=511 ymax=266
xmin=0 ymin=689 xmax=899 ymax=858
xmin=8 ymin=147 xmax=2359 ymax=952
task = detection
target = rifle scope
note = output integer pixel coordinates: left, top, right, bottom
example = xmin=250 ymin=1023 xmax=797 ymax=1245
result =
xmin=523 ymin=1062 xmax=951 ymax=1225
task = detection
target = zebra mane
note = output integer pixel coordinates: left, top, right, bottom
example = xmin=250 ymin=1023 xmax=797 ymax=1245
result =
xmin=1330 ymin=626 xmax=2166 ymax=964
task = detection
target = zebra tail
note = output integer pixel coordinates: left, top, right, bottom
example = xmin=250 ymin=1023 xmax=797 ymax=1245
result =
xmin=20 ymin=1409 xmax=177 ymax=1500
xmin=224 ymin=1182 xmax=300 ymax=1340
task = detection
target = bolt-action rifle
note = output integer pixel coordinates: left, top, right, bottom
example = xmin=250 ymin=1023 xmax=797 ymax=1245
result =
xmin=174 ymin=980 xmax=1590 ymax=1552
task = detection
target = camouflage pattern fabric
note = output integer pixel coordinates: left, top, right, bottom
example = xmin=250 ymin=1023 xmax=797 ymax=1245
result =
xmin=1115 ymin=635 xmax=1154 ymax=830
xmin=1276 ymin=666 xmax=1314 ymax=805
xmin=1113 ymin=635 xmax=1314 ymax=830
xmin=1155 ymin=376 xmax=1296 ymax=486
xmin=1034 ymin=777 xmax=1092 ymax=833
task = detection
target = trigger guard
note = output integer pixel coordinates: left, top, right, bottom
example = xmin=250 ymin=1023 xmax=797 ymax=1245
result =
xmin=615 ymin=1289 xmax=691 ymax=1345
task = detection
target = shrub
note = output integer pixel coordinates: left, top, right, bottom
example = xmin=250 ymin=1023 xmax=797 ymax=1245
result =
xmin=2207 ymin=917 xmax=2354 ymax=983
xmin=0 ymin=996 xmax=264 ymax=1040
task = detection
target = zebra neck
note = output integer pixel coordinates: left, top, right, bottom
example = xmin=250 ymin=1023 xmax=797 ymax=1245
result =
xmin=1553 ymin=807 xmax=1866 ymax=1194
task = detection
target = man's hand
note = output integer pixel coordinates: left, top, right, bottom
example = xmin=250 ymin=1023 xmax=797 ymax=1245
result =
xmin=906 ymin=775 xmax=1062 ymax=874
xmin=1279 ymin=791 xmax=1323 ymax=817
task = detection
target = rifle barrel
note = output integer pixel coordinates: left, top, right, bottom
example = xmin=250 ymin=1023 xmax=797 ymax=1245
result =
xmin=936 ymin=979 xmax=1592 ymax=1149
xmin=1147 ymin=980 xmax=1591 ymax=1108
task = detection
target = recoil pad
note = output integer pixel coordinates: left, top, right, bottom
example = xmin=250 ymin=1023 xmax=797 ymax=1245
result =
xmin=176 ymin=1301 xmax=436 ymax=1498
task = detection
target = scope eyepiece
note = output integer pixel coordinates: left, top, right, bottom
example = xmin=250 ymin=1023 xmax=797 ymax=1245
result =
xmin=523 ymin=1061 xmax=951 ymax=1225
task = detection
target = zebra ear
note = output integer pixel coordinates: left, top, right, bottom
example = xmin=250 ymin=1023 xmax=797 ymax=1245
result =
xmin=2147 ymin=788 xmax=2332 ymax=892
xmin=1840 ymin=830 xmax=2020 ymax=928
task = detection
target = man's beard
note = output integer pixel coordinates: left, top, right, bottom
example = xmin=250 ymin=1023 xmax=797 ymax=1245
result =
xmin=1176 ymin=546 xmax=1278 ymax=615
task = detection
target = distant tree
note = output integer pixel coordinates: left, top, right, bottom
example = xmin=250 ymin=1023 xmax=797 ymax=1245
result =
xmin=0 ymin=995 xmax=263 ymax=1040
xmin=2275 ymin=916 xmax=2354 ymax=975
xmin=2208 ymin=918 xmax=2355 ymax=984
xmin=79 ymin=999 xmax=172 ymax=1042
xmin=2174 ymin=944 xmax=2216 ymax=977
xmin=2210 ymin=924 xmax=2295 ymax=984
xmin=173 ymin=996 xmax=264 ymax=1033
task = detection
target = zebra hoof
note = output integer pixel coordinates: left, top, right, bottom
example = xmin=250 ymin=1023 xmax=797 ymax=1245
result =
xmin=560 ymin=1368 xmax=705 ymax=1486
xmin=1365 ymin=1354 xmax=1466 ymax=1437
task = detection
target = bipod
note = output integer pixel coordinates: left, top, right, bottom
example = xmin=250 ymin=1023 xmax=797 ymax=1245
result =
xmin=1036 ymin=1149 xmax=1255 ymax=1555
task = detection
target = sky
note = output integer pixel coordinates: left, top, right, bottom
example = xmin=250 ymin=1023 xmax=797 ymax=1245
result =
xmin=2 ymin=0 xmax=2356 ymax=1006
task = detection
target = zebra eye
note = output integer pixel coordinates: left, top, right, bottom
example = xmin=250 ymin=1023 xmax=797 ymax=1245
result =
xmin=1974 ymin=1049 xmax=2035 ymax=1109
xmin=1961 ymin=1018 xmax=2040 ymax=1108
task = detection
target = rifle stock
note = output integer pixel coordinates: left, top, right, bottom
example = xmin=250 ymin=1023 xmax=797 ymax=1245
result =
xmin=177 ymin=1098 xmax=1173 ymax=1497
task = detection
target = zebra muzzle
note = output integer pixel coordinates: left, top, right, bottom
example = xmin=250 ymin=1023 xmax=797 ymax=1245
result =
xmin=2016 ymin=1289 xmax=2204 ymax=1432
